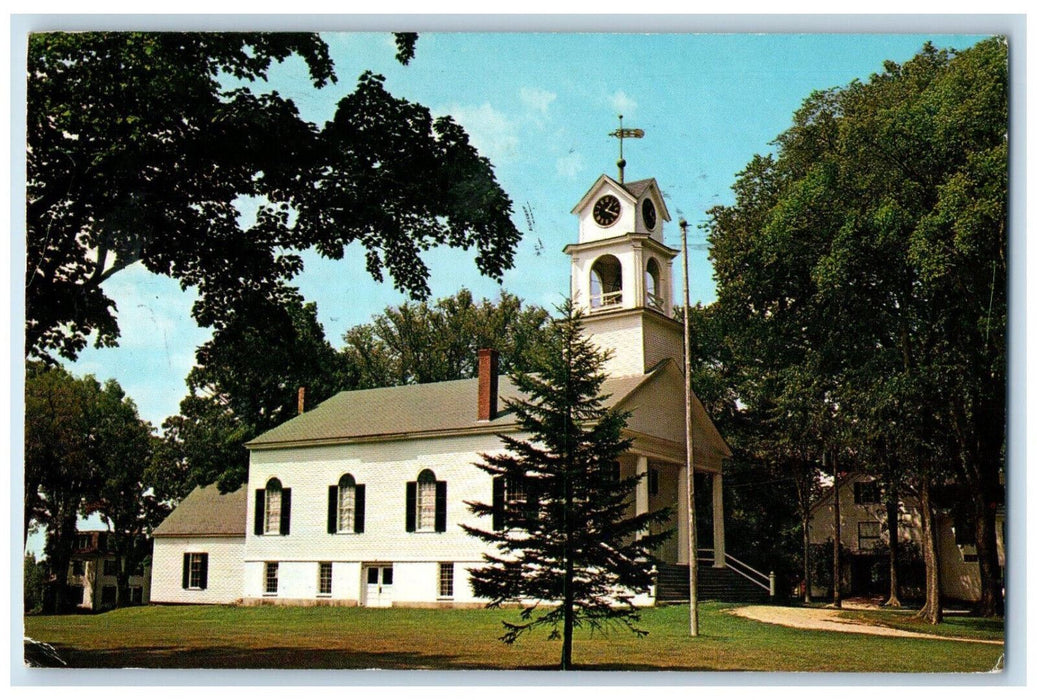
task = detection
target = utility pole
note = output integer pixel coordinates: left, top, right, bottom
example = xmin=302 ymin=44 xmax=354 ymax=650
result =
xmin=680 ymin=217 xmax=699 ymax=636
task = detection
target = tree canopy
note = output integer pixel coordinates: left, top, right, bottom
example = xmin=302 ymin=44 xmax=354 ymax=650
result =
xmin=26 ymin=32 xmax=520 ymax=361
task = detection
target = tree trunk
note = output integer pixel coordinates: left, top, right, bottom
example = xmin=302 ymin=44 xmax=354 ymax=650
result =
xmin=802 ymin=509 xmax=812 ymax=604
xmin=831 ymin=452 xmax=842 ymax=608
xmin=48 ymin=508 xmax=79 ymax=613
xmin=116 ymin=556 xmax=131 ymax=608
xmin=972 ymin=488 xmax=1003 ymax=617
xmin=884 ymin=494 xmax=901 ymax=607
xmin=794 ymin=466 xmax=813 ymax=604
xmin=953 ymin=396 xmax=1005 ymax=618
xmin=916 ymin=471 xmax=942 ymax=624
xmin=561 ymin=437 xmax=575 ymax=670
xmin=561 ymin=562 xmax=574 ymax=670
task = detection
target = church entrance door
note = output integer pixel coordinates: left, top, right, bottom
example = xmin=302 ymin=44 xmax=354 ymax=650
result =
xmin=362 ymin=564 xmax=393 ymax=607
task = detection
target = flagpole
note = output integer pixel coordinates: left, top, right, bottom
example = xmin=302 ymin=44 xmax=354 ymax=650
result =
xmin=680 ymin=217 xmax=699 ymax=637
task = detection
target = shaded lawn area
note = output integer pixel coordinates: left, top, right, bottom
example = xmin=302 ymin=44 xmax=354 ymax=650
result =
xmin=833 ymin=607 xmax=1005 ymax=642
xmin=24 ymin=602 xmax=1004 ymax=672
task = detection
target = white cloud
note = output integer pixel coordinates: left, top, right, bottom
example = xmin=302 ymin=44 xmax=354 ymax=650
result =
xmin=520 ymin=86 xmax=556 ymax=115
xmin=555 ymin=151 xmax=584 ymax=179
xmin=438 ymin=102 xmax=519 ymax=164
xmin=608 ymin=90 xmax=638 ymax=115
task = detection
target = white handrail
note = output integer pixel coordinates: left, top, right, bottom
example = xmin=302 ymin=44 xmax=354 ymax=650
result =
xmin=724 ymin=552 xmax=769 ymax=581
xmin=696 ymin=549 xmax=771 ymax=593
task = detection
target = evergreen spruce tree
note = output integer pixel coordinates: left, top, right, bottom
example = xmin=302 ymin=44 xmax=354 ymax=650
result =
xmin=462 ymin=301 xmax=671 ymax=669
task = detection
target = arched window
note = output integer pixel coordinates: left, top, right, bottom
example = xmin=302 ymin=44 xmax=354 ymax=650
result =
xmin=328 ymin=474 xmax=366 ymax=534
xmin=417 ymin=469 xmax=438 ymax=531
xmin=645 ymin=258 xmax=663 ymax=311
xmin=338 ymin=474 xmax=356 ymax=532
xmin=255 ymin=477 xmax=291 ymax=536
xmin=590 ymin=255 xmax=623 ymax=309
xmin=264 ymin=478 xmax=282 ymax=534
xmin=406 ymin=469 xmax=447 ymax=533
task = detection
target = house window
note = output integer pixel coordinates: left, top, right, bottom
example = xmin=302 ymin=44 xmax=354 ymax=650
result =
xmin=71 ymin=560 xmax=85 ymax=576
xmin=129 ymin=586 xmax=143 ymax=604
xmin=318 ymin=562 xmax=333 ymax=596
xmin=952 ymin=508 xmax=976 ymax=546
xmin=265 ymin=562 xmax=279 ymax=595
xmin=182 ymin=552 xmax=208 ymax=590
xmin=329 ymin=476 xmax=366 ymax=534
xmin=439 ymin=562 xmax=454 ymax=599
xmin=255 ymin=478 xmax=291 ymax=536
xmin=103 ymin=559 xmax=118 ymax=576
xmin=69 ymin=585 xmax=85 ymax=605
xmin=853 ymin=481 xmax=881 ymax=505
xmin=590 ymin=255 xmax=623 ymax=309
xmin=858 ymin=521 xmax=881 ymax=550
xmin=648 ymin=468 xmax=660 ymax=496
xmin=75 ymin=535 xmax=92 ymax=551
xmin=101 ymin=585 xmax=117 ymax=606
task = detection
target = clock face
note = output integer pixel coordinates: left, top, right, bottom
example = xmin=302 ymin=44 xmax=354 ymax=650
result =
xmin=642 ymin=198 xmax=657 ymax=230
xmin=593 ymin=195 xmax=621 ymax=227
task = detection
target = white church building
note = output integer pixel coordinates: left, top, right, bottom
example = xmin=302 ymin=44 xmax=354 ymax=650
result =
xmin=150 ymin=171 xmax=733 ymax=607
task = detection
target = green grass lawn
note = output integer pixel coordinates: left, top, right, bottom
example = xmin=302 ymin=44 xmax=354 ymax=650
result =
xmin=832 ymin=607 xmax=1005 ymax=642
xmin=24 ymin=602 xmax=1004 ymax=672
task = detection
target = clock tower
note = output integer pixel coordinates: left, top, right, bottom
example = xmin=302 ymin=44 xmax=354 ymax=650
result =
xmin=565 ymin=173 xmax=684 ymax=377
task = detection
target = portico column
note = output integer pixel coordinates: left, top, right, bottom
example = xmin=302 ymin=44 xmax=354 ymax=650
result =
xmin=635 ymin=455 xmax=649 ymax=532
xmin=677 ymin=463 xmax=689 ymax=564
xmin=712 ymin=472 xmax=726 ymax=568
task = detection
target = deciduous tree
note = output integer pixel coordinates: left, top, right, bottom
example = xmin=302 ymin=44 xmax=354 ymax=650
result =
xmin=706 ymin=38 xmax=1007 ymax=619
xmin=341 ymin=288 xmax=551 ymax=388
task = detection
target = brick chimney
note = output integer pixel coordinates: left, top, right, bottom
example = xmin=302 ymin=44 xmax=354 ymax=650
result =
xmin=297 ymin=386 xmax=306 ymax=415
xmin=477 ymin=348 xmax=499 ymax=421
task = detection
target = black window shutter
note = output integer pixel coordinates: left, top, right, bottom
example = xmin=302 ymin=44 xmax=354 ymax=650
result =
xmin=280 ymin=488 xmax=292 ymax=535
xmin=355 ymin=484 xmax=366 ymax=533
xmin=492 ymin=476 xmax=505 ymax=530
xmin=182 ymin=553 xmax=190 ymax=589
xmin=198 ymin=554 xmax=208 ymax=590
xmin=435 ymin=481 xmax=447 ymax=532
xmin=405 ymin=482 xmax=417 ymax=532
xmin=327 ymin=485 xmax=338 ymax=534
xmin=254 ymin=489 xmax=265 ymax=536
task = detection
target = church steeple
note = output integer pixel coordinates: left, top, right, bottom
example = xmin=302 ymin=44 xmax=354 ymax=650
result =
xmin=564 ymin=171 xmax=684 ymax=377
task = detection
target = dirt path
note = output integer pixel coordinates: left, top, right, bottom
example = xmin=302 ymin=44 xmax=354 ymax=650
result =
xmin=728 ymin=604 xmax=1004 ymax=645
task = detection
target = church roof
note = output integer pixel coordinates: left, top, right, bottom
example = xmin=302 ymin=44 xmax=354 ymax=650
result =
xmin=246 ymin=373 xmax=656 ymax=449
xmin=153 ymin=484 xmax=247 ymax=538
xmin=621 ymin=178 xmax=655 ymax=199
xmin=570 ymin=174 xmax=671 ymax=222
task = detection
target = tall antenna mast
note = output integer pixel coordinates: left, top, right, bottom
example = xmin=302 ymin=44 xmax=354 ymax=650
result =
xmin=609 ymin=114 xmax=644 ymax=183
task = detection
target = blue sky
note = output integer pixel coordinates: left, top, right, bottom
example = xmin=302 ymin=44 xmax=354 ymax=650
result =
xmin=62 ymin=31 xmax=989 ymax=429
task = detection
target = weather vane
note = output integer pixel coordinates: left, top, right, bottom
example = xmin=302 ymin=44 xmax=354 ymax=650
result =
xmin=609 ymin=114 xmax=644 ymax=183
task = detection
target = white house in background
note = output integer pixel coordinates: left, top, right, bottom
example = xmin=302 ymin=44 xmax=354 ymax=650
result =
xmin=807 ymin=472 xmax=1006 ymax=602
xmin=66 ymin=530 xmax=151 ymax=609
xmin=149 ymin=169 xmax=732 ymax=607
